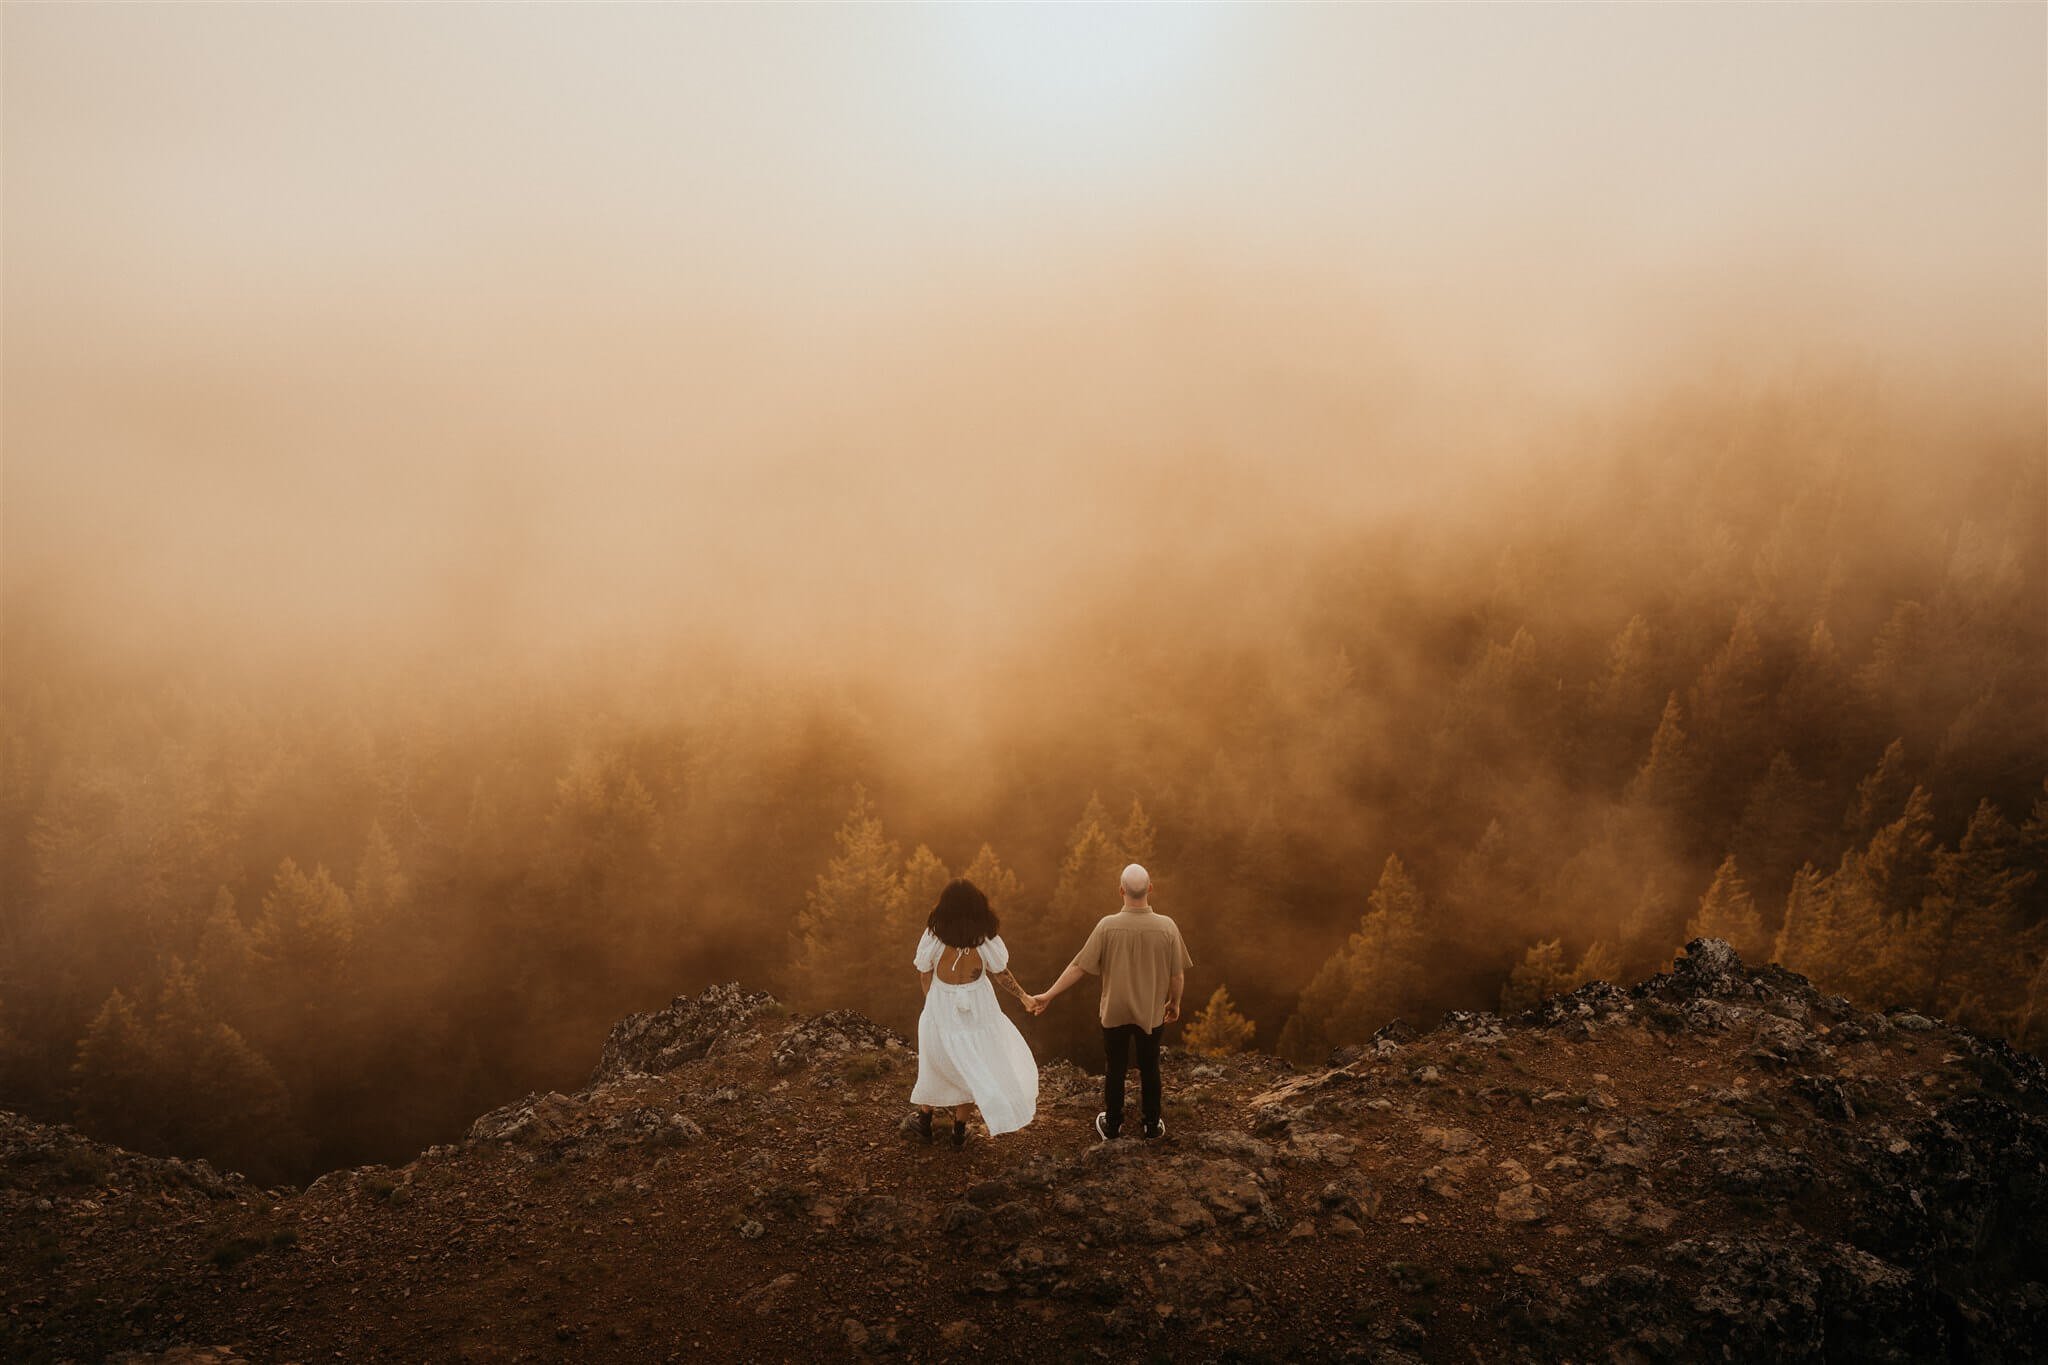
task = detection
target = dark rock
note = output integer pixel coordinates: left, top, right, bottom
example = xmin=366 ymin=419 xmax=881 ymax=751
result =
xmin=1439 ymin=1009 xmax=1508 ymax=1044
xmin=941 ymin=1201 xmax=986 ymax=1235
xmin=990 ymin=1201 xmax=1039 ymax=1237
xmin=1250 ymin=1105 xmax=1294 ymax=1138
xmin=770 ymin=1010 xmax=906 ymax=1073
xmin=1813 ymin=1243 xmax=1951 ymax=1363
xmin=1669 ymin=1235 xmax=1827 ymax=1356
xmin=1947 ymin=1028 xmax=2048 ymax=1098
xmin=591 ymin=983 xmax=778 ymax=1084
xmin=1842 ymin=1094 xmax=2048 ymax=1268
xmin=1789 ymin=1074 xmax=1856 ymax=1121
xmin=1319 ymin=1180 xmax=1366 ymax=1221
xmin=1708 ymin=1141 xmax=1813 ymax=1197
xmin=846 ymin=1193 xmax=912 ymax=1241
xmin=1753 ymin=1014 xmax=1832 ymax=1070
xmin=1194 ymin=1131 xmax=1276 ymax=1166
xmin=1666 ymin=938 xmax=1747 ymax=996
xmin=467 ymin=1090 xmax=584 ymax=1146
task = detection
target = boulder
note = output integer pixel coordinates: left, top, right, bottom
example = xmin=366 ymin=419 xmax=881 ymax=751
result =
xmin=770 ymin=1010 xmax=907 ymax=1073
xmin=467 ymin=1090 xmax=584 ymax=1146
xmin=590 ymin=983 xmax=778 ymax=1085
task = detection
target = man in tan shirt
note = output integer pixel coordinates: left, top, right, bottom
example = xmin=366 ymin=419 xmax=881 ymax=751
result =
xmin=1031 ymin=863 xmax=1192 ymax=1140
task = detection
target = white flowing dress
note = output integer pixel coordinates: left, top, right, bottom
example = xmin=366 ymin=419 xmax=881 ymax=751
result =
xmin=909 ymin=929 xmax=1039 ymax=1135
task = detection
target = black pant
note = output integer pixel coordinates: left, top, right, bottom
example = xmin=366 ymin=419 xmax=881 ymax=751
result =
xmin=1102 ymin=1023 xmax=1163 ymax=1136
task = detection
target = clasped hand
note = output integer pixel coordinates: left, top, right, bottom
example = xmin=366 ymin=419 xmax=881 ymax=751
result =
xmin=1022 ymin=992 xmax=1048 ymax=1016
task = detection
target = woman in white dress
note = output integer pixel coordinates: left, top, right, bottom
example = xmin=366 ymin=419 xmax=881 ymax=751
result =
xmin=911 ymin=879 xmax=1042 ymax=1148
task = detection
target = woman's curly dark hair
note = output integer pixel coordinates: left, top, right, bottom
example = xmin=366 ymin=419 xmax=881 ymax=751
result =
xmin=926 ymin=878 xmax=999 ymax=949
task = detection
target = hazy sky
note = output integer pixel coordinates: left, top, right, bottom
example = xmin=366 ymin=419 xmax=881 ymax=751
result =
xmin=5 ymin=4 xmax=2043 ymax=672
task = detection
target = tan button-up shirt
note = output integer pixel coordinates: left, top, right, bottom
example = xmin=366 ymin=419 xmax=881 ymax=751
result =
xmin=1072 ymin=906 xmax=1193 ymax=1031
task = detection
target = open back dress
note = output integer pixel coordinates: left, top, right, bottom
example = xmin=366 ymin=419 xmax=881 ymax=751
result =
xmin=909 ymin=929 xmax=1039 ymax=1135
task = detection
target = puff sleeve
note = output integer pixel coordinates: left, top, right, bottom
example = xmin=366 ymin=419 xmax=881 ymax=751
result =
xmin=978 ymin=934 xmax=1010 ymax=973
xmin=913 ymin=929 xmax=942 ymax=972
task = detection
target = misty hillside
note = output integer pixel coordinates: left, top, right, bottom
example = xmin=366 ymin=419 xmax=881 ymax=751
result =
xmin=5 ymin=938 xmax=2044 ymax=1363
xmin=5 ymin=381 xmax=2044 ymax=1194
xmin=7 ymin=0 xmax=2045 ymax=1272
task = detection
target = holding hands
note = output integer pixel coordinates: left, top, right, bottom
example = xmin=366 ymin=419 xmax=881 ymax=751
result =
xmin=1024 ymin=993 xmax=1048 ymax=1016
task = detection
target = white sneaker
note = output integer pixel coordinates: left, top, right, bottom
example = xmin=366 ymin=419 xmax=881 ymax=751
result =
xmin=1095 ymin=1111 xmax=1115 ymax=1141
xmin=1143 ymin=1117 xmax=1166 ymax=1141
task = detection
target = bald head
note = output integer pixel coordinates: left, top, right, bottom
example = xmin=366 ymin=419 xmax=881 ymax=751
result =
xmin=1121 ymin=863 xmax=1150 ymax=902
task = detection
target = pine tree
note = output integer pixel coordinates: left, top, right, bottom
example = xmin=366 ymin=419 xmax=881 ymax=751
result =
xmin=2014 ymin=929 xmax=2048 ymax=1054
xmin=1451 ymin=626 xmax=1553 ymax=765
xmin=792 ymin=785 xmax=905 ymax=1012
xmin=1887 ymin=799 xmax=2034 ymax=1016
xmin=252 ymin=859 xmax=355 ymax=994
xmin=1857 ymin=785 xmax=1939 ymax=923
xmin=1625 ymin=693 xmax=1697 ymax=813
xmin=1033 ymin=796 xmax=1130 ymax=1060
xmin=1831 ymin=785 xmax=1938 ymax=1001
xmin=1279 ymin=855 xmax=1430 ymax=1060
xmin=28 ymin=768 xmax=161 ymax=1027
xmin=1687 ymin=855 xmax=1768 ymax=964
xmin=1820 ymin=851 xmax=1886 ymax=1000
xmin=1858 ymin=599 xmax=1931 ymax=719
xmin=1500 ymin=939 xmax=1576 ymax=1013
xmin=1776 ymin=618 xmax=1854 ymax=770
xmin=1934 ymin=689 xmax=2001 ymax=801
xmin=1445 ymin=816 xmax=1522 ymax=943
xmin=1536 ymin=821 xmax=1659 ymax=965
xmin=959 ymin=843 xmax=1021 ymax=917
xmin=70 ymin=987 xmax=164 ymax=1152
xmin=350 ymin=819 xmax=409 ymax=929
xmin=1191 ymin=750 xmax=1252 ymax=847
xmin=545 ymin=748 xmax=660 ymax=882
xmin=1730 ymin=752 xmax=1828 ymax=910
xmin=1050 ymin=795 xmax=1123 ymax=944
xmin=1844 ymin=740 xmax=1911 ymax=846
xmin=1309 ymin=645 xmax=1368 ymax=756
xmin=2018 ymin=778 xmax=2048 ymax=890
xmin=897 ymin=845 xmax=951 ymax=945
xmin=1690 ymin=606 xmax=1769 ymax=770
xmin=1772 ymin=863 xmax=1833 ymax=979
xmin=1211 ymin=807 xmax=1292 ymax=1002
xmin=1617 ymin=868 xmax=1687 ymax=981
xmin=195 ymin=885 xmax=257 ymax=1025
xmin=150 ymin=958 xmax=304 ymax=1183
xmin=1183 ymin=985 xmax=1256 ymax=1057
xmin=1118 ymin=798 xmax=1157 ymax=873
xmin=539 ymin=747 xmax=664 ymax=974
xmin=1574 ymin=939 xmax=1624 ymax=987
xmin=1590 ymin=615 xmax=1659 ymax=745
xmin=0 ymin=993 xmax=26 ymax=1098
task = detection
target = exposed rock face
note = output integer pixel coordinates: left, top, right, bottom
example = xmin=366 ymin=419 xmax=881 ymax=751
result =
xmin=465 ymin=1089 xmax=586 ymax=1146
xmin=768 ymin=1009 xmax=907 ymax=1073
xmin=6 ymin=939 xmax=2046 ymax=1363
xmin=0 ymin=1109 xmax=284 ymax=1214
xmin=588 ymin=981 xmax=778 ymax=1084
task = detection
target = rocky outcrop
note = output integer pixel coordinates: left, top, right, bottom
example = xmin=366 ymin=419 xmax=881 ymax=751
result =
xmin=768 ymin=1009 xmax=907 ymax=1074
xmin=0 ymin=1108 xmax=286 ymax=1214
xmin=465 ymin=1089 xmax=587 ymax=1146
xmin=7 ymin=939 xmax=2046 ymax=1364
xmin=588 ymin=981 xmax=778 ymax=1085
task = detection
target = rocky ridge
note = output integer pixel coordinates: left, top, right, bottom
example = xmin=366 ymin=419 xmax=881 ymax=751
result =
xmin=3 ymin=940 xmax=2045 ymax=1362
